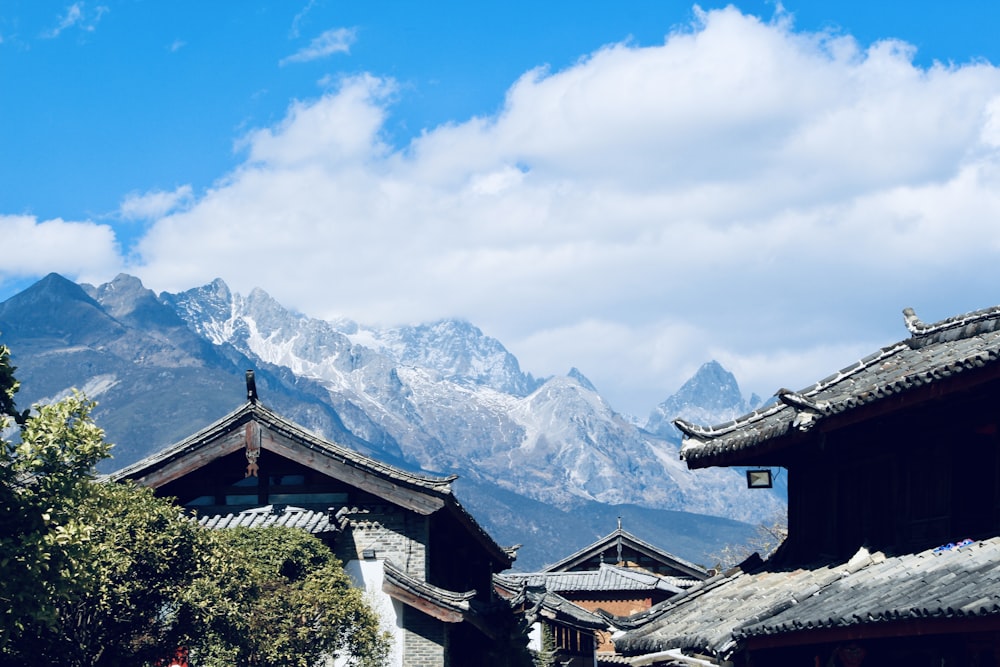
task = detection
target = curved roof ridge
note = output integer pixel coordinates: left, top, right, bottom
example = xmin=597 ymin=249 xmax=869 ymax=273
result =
xmin=903 ymin=304 xmax=1000 ymax=339
xmin=383 ymin=560 xmax=477 ymax=606
xmin=678 ymin=303 xmax=1000 ymax=466
xmin=676 ymin=343 xmax=909 ymax=445
xmin=250 ymin=401 xmax=457 ymax=493
xmin=112 ymin=399 xmax=457 ymax=494
xmin=540 ymin=526 xmax=707 ymax=578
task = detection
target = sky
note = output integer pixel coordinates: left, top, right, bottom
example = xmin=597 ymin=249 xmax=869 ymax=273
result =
xmin=4 ymin=1 xmax=1000 ymax=418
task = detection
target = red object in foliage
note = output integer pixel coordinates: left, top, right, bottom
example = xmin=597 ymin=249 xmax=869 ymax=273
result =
xmin=157 ymin=647 xmax=189 ymax=667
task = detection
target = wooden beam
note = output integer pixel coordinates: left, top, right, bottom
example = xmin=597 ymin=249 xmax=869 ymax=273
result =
xmin=744 ymin=615 xmax=1000 ymax=651
xmin=260 ymin=427 xmax=446 ymax=515
xmin=382 ymin=579 xmax=466 ymax=624
xmin=132 ymin=429 xmax=247 ymax=488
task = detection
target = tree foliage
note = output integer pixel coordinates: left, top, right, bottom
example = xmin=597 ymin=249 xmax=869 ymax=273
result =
xmin=183 ymin=526 xmax=391 ymax=667
xmin=0 ymin=341 xmax=28 ymax=425
xmin=0 ymin=340 xmax=390 ymax=666
xmin=0 ymin=388 xmax=111 ymax=645
xmin=707 ymin=511 xmax=788 ymax=571
xmin=6 ymin=482 xmax=212 ymax=667
xmin=531 ymin=623 xmax=558 ymax=667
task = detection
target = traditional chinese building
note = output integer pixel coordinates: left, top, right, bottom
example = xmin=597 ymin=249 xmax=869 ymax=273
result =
xmin=497 ymin=525 xmax=708 ymax=665
xmin=544 ymin=524 xmax=709 ymax=582
xmin=617 ymin=305 xmax=1000 ymax=666
xmin=113 ymin=373 xmax=519 ymax=667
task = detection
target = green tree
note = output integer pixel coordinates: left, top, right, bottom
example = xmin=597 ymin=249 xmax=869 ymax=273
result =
xmin=183 ymin=526 xmax=391 ymax=667
xmin=7 ymin=481 xmax=212 ymax=667
xmin=0 ymin=389 xmax=111 ymax=646
xmin=0 ymin=339 xmax=28 ymax=425
xmin=0 ymin=343 xmax=389 ymax=666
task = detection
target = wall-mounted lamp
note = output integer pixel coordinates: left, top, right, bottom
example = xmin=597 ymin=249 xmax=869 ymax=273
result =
xmin=746 ymin=469 xmax=773 ymax=489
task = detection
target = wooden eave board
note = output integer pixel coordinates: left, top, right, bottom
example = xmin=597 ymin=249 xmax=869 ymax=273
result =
xmin=125 ymin=427 xmax=247 ymax=488
xmin=382 ymin=578 xmax=467 ymax=624
xmin=260 ymin=425 xmax=445 ymax=515
xmin=544 ymin=529 xmax=706 ymax=579
xmin=117 ymin=404 xmax=447 ymax=515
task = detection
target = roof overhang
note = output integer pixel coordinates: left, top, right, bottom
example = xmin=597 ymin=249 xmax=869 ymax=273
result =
xmin=112 ymin=401 xmax=453 ymax=515
xmin=743 ymin=614 xmax=1000 ymax=652
xmin=381 ymin=561 xmax=499 ymax=638
xmin=682 ymin=360 xmax=1000 ymax=470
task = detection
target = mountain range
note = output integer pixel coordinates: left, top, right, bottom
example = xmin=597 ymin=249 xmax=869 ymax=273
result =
xmin=0 ymin=273 xmax=784 ymax=570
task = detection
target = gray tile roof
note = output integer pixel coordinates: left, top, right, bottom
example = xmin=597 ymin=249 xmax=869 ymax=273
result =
xmin=501 ymin=563 xmax=686 ymax=595
xmin=542 ymin=527 xmax=708 ymax=580
xmin=616 ymin=536 xmax=1000 ymax=660
xmin=112 ymin=400 xmax=457 ymax=494
xmin=383 ymin=560 xmax=513 ymax=638
xmin=494 ymin=573 xmax=612 ymax=631
xmin=524 ymin=588 xmax=611 ymax=631
xmin=111 ymin=398 xmax=515 ymax=568
xmin=676 ymin=305 xmax=1000 ymax=467
xmin=737 ymin=537 xmax=1000 ymax=640
xmin=382 ymin=560 xmax=477 ymax=614
xmin=198 ymin=504 xmax=342 ymax=534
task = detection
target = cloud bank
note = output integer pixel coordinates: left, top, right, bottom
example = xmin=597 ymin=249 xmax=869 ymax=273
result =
xmin=9 ymin=6 xmax=1000 ymax=415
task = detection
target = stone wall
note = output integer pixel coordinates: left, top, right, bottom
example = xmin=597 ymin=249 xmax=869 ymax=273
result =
xmin=401 ymin=605 xmax=448 ymax=667
xmin=335 ymin=503 xmax=429 ymax=578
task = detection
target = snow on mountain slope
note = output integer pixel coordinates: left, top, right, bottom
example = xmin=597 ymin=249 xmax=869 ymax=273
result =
xmin=356 ymin=319 xmax=542 ymax=396
xmin=163 ymin=279 xmax=784 ymax=523
xmin=646 ymin=360 xmax=764 ymax=441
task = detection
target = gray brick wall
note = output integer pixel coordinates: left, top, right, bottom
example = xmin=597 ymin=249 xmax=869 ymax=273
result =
xmin=402 ymin=605 xmax=448 ymax=666
xmin=334 ymin=503 xmax=429 ymax=577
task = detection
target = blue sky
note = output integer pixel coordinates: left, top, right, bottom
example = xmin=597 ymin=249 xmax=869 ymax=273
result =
xmin=4 ymin=1 xmax=1000 ymax=416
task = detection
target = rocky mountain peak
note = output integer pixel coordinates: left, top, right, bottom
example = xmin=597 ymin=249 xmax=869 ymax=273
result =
xmin=567 ymin=367 xmax=597 ymax=393
xmin=0 ymin=272 xmax=122 ymax=343
xmin=645 ymin=360 xmax=758 ymax=440
xmin=90 ymin=274 xmax=187 ymax=329
xmin=10 ymin=272 xmax=95 ymax=309
xmin=365 ymin=318 xmax=541 ymax=396
xmin=1 ymin=273 xmax=785 ymax=569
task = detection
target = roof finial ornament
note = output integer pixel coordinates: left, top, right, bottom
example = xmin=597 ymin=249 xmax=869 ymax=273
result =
xmin=244 ymin=421 xmax=260 ymax=478
xmin=903 ymin=307 xmax=926 ymax=335
xmin=246 ymin=370 xmax=258 ymax=404
xmin=617 ymin=519 xmax=624 ymax=565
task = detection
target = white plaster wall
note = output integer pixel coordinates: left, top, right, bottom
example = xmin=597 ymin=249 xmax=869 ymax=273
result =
xmin=526 ymin=620 xmax=542 ymax=653
xmin=340 ymin=559 xmax=404 ymax=667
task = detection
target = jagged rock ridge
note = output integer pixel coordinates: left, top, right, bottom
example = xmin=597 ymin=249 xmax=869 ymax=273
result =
xmin=162 ymin=278 xmax=782 ymax=522
xmin=645 ymin=360 xmax=763 ymax=442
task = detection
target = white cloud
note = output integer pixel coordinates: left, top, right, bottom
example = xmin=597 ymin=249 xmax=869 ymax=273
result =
xmin=280 ymin=27 xmax=356 ymax=66
xmin=240 ymin=74 xmax=393 ymax=167
xmin=290 ymin=0 xmax=319 ymax=39
xmin=0 ymin=215 xmax=122 ymax=281
xmin=43 ymin=2 xmax=108 ymax=38
xmin=119 ymin=185 xmax=193 ymax=221
xmin=116 ymin=6 xmax=1000 ymax=414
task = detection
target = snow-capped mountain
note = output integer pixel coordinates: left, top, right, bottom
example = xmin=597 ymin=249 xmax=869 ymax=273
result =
xmin=161 ymin=278 xmax=782 ymax=522
xmin=645 ymin=360 xmax=763 ymax=441
xmin=0 ymin=273 xmax=784 ymax=568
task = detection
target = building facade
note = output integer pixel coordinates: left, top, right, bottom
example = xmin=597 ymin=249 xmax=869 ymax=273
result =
xmin=617 ymin=305 xmax=1000 ymax=666
xmin=113 ymin=374 xmax=519 ymax=667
